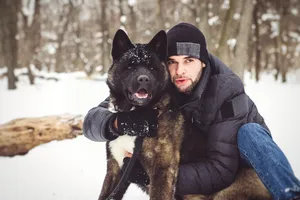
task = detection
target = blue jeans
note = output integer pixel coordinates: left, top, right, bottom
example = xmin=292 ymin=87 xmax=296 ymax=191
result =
xmin=238 ymin=123 xmax=300 ymax=200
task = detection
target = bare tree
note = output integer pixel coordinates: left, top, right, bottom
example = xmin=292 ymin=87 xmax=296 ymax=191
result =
xmin=253 ymin=0 xmax=262 ymax=81
xmin=100 ymin=0 xmax=111 ymax=73
xmin=157 ymin=0 xmax=166 ymax=29
xmin=197 ymin=0 xmax=211 ymax=48
xmin=216 ymin=0 xmax=237 ymax=66
xmin=128 ymin=2 xmax=137 ymax=41
xmin=0 ymin=0 xmax=19 ymax=90
xmin=55 ymin=2 xmax=75 ymax=73
xmin=21 ymin=0 xmax=41 ymax=85
xmin=0 ymin=0 xmax=296 ymax=83
xmin=232 ymin=0 xmax=255 ymax=81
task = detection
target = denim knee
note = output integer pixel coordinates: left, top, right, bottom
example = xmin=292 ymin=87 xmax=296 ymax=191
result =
xmin=237 ymin=123 xmax=269 ymax=151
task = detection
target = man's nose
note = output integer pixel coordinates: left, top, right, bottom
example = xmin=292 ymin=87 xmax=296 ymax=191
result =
xmin=176 ymin=63 xmax=185 ymax=75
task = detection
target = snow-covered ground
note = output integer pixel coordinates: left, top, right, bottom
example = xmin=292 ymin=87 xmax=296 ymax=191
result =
xmin=0 ymin=70 xmax=300 ymax=200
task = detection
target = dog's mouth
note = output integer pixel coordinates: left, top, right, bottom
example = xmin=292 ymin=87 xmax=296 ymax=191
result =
xmin=134 ymin=89 xmax=150 ymax=99
xmin=127 ymin=88 xmax=153 ymax=105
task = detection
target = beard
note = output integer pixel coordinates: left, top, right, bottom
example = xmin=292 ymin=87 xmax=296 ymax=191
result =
xmin=173 ymin=71 xmax=202 ymax=94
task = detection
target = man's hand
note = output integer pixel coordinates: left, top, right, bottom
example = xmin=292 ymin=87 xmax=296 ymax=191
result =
xmin=115 ymin=108 xmax=158 ymax=137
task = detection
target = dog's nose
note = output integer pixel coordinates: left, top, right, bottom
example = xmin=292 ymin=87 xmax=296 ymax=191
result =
xmin=137 ymin=75 xmax=150 ymax=83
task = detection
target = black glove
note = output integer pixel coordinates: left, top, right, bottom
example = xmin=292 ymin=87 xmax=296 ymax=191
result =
xmin=122 ymin=157 xmax=150 ymax=186
xmin=116 ymin=108 xmax=158 ymax=137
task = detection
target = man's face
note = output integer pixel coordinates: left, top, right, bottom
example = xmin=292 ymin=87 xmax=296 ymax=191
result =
xmin=167 ymin=55 xmax=206 ymax=94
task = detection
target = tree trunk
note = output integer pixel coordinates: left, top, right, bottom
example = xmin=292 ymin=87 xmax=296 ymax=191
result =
xmin=55 ymin=2 xmax=74 ymax=73
xmin=27 ymin=65 xmax=35 ymax=84
xmin=247 ymin=33 xmax=254 ymax=72
xmin=100 ymin=0 xmax=110 ymax=74
xmin=253 ymin=1 xmax=261 ymax=82
xmin=22 ymin=0 xmax=41 ymax=85
xmin=73 ymin=9 xmax=83 ymax=72
xmin=273 ymin=0 xmax=290 ymax=82
xmin=197 ymin=0 xmax=211 ymax=49
xmin=264 ymin=53 xmax=269 ymax=70
xmin=187 ymin=0 xmax=211 ymax=50
xmin=157 ymin=0 xmax=166 ymax=29
xmin=231 ymin=0 xmax=255 ymax=82
xmin=281 ymin=60 xmax=287 ymax=83
xmin=216 ymin=0 xmax=237 ymax=66
xmin=0 ymin=0 xmax=19 ymax=90
xmin=279 ymin=1 xmax=290 ymax=83
xmin=0 ymin=115 xmax=83 ymax=157
xmin=119 ymin=0 xmax=126 ymax=28
xmin=128 ymin=3 xmax=137 ymax=42
xmin=274 ymin=38 xmax=280 ymax=80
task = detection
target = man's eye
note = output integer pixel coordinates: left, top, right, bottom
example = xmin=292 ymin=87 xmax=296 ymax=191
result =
xmin=167 ymin=60 xmax=174 ymax=65
xmin=186 ymin=59 xmax=194 ymax=63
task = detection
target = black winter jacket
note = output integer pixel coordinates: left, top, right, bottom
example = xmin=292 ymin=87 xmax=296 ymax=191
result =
xmin=83 ymin=53 xmax=269 ymax=195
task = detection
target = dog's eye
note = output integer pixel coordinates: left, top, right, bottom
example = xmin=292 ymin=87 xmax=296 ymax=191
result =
xmin=150 ymin=67 xmax=156 ymax=71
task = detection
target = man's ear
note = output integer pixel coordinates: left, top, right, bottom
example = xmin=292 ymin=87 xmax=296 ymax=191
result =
xmin=148 ymin=30 xmax=167 ymax=61
xmin=112 ymin=29 xmax=135 ymax=60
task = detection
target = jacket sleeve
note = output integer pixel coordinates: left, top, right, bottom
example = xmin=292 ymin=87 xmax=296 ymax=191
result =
xmin=83 ymin=97 xmax=115 ymax=142
xmin=176 ymin=75 xmax=248 ymax=195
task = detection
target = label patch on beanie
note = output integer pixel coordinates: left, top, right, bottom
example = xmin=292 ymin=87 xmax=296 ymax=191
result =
xmin=176 ymin=42 xmax=200 ymax=59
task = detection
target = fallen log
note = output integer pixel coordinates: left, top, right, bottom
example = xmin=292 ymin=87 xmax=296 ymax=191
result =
xmin=0 ymin=115 xmax=83 ymax=157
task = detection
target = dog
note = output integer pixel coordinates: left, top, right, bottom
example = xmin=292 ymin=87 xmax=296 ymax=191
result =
xmin=98 ymin=29 xmax=272 ymax=200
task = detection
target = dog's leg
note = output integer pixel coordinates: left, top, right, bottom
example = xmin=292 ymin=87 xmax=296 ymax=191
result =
xmin=106 ymin=181 xmax=130 ymax=200
xmin=148 ymin=146 xmax=180 ymax=200
xmin=183 ymin=194 xmax=210 ymax=200
xmin=98 ymin=156 xmax=123 ymax=200
xmin=212 ymin=168 xmax=272 ymax=200
xmin=149 ymin=166 xmax=178 ymax=200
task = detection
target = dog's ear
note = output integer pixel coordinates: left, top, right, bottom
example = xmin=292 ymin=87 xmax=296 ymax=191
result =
xmin=112 ymin=29 xmax=135 ymax=60
xmin=148 ymin=30 xmax=167 ymax=61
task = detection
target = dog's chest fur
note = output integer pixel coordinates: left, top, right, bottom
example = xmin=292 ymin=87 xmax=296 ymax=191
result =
xmin=108 ymin=94 xmax=185 ymax=171
xmin=109 ymin=135 xmax=137 ymax=167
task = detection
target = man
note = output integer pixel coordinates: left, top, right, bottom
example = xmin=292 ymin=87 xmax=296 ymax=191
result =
xmin=83 ymin=23 xmax=300 ymax=199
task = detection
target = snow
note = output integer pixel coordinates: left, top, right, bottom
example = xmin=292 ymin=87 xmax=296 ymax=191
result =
xmin=233 ymin=13 xmax=240 ymax=20
xmin=0 ymin=70 xmax=300 ymax=200
xmin=270 ymin=21 xmax=279 ymax=38
xmin=289 ymin=32 xmax=300 ymax=42
xmin=144 ymin=30 xmax=152 ymax=36
xmin=221 ymin=0 xmax=229 ymax=9
xmin=296 ymin=44 xmax=300 ymax=53
xmin=41 ymin=31 xmax=58 ymax=41
xmin=181 ymin=0 xmax=189 ymax=4
xmin=128 ymin=0 xmax=136 ymax=7
xmin=261 ymin=13 xmax=280 ymax=21
xmin=43 ymin=43 xmax=56 ymax=55
xmin=208 ymin=16 xmax=220 ymax=26
xmin=282 ymin=45 xmax=287 ymax=54
xmin=291 ymin=8 xmax=298 ymax=16
xmin=120 ymin=15 xmax=127 ymax=23
xmin=22 ymin=0 xmax=36 ymax=27
xmin=227 ymin=38 xmax=236 ymax=50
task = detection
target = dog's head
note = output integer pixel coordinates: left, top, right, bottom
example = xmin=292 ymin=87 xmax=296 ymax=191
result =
xmin=107 ymin=29 xmax=169 ymax=111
